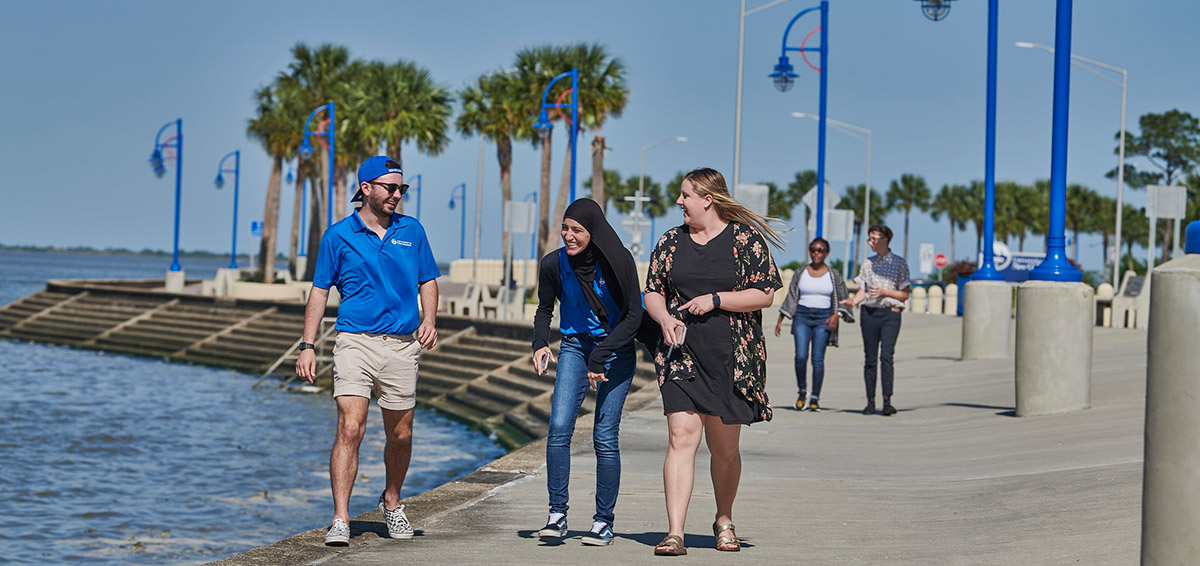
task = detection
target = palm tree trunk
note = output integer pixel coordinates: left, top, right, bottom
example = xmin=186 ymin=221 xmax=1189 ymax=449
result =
xmin=497 ymin=137 xmax=514 ymax=266
xmin=903 ymin=209 xmax=911 ymax=259
xmin=388 ymin=138 xmax=404 ymax=216
xmin=1072 ymin=226 xmax=1079 ymax=265
xmin=303 ymin=180 xmax=323 ymax=281
xmin=259 ymin=154 xmax=284 ymax=282
xmin=949 ymin=224 xmax=956 ymax=266
xmin=1161 ymin=220 xmax=1172 ymax=262
xmin=590 ymin=136 xmax=605 ymax=208
xmin=536 ymin=132 xmax=553 ymax=259
xmin=543 ymin=135 xmax=574 ymax=255
xmin=334 ymin=168 xmax=347 ymax=222
xmin=288 ymin=163 xmax=303 ymax=276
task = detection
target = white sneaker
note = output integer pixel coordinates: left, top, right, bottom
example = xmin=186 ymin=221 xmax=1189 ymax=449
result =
xmin=379 ymin=491 xmax=414 ymax=539
xmin=324 ymin=518 xmax=350 ymax=546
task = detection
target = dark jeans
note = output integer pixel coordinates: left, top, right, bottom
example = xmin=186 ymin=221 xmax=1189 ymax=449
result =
xmin=860 ymin=306 xmax=902 ymax=402
xmin=792 ymin=305 xmax=830 ymax=398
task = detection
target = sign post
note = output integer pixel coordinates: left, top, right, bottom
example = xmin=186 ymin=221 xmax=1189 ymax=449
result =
xmin=249 ymin=220 xmax=263 ymax=273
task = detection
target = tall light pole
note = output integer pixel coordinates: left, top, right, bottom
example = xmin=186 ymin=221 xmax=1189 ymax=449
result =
xmin=533 ymin=69 xmax=580 ymax=201
xmin=214 ymin=150 xmax=241 ymax=270
xmin=627 ymin=136 xmax=688 ymax=259
xmin=792 ymin=113 xmax=870 ymax=267
xmin=402 ymin=173 xmax=422 ymax=220
xmin=769 ymin=1 xmax=829 ymax=237
xmin=448 ymin=183 xmax=467 ymax=259
xmin=297 ymin=102 xmax=335 ymax=230
xmin=149 ymin=119 xmax=184 ymax=290
xmin=734 ymin=0 xmax=794 ymax=189
xmin=1016 ymin=41 xmax=1127 ymax=287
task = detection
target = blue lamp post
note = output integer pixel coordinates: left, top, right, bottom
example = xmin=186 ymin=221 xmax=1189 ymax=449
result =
xmin=533 ymin=69 xmax=580 ymax=201
xmin=770 ymin=1 xmax=829 ymax=237
xmin=1028 ymin=0 xmax=1081 ymax=282
xmin=524 ymin=190 xmax=539 ymax=260
xmin=149 ymin=119 xmax=183 ymax=272
xmin=213 ymin=150 xmax=241 ymax=269
xmin=402 ymin=173 xmax=422 ymax=220
xmin=298 ymin=172 xmax=308 ymax=259
xmin=297 ymin=102 xmax=335 ymax=230
xmin=448 ymin=183 xmax=467 ymax=259
xmin=923 ymin=0 xmax=1003 ymax=281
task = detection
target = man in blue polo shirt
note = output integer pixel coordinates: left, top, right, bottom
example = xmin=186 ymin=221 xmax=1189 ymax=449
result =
xmin=296 ymin=156 xmax=440 ymax=546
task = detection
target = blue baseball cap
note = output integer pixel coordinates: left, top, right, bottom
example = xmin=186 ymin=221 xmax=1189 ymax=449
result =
xmin=353 ymin=156 xmax=403 ymax=202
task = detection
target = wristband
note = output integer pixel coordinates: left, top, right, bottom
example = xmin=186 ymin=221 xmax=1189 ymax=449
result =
xmin=711 ymin=292 xmax=721 ymax=309
xmin=298 ymin=342 xmax=315 ymax=351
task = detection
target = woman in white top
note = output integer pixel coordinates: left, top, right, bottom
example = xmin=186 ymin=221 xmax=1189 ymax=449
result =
xmin=775 ymin=238 xmax=852 ymax=411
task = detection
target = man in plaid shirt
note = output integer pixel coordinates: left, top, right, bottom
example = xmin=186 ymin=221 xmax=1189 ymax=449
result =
xmin=841 ymin=225 xmax=911 ymax=416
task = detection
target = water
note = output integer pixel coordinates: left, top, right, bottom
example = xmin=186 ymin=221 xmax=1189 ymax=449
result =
xmin=0 ymin=250 xmax=506 ymax=564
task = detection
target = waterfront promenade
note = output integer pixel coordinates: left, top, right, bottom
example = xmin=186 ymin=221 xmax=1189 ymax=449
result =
xmin=218 ymin=313 xmax=1144 ymax=565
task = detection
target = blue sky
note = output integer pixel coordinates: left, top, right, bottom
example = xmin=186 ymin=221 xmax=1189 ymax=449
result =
xmin=2 ymin=0 xmax=1197 ymax=275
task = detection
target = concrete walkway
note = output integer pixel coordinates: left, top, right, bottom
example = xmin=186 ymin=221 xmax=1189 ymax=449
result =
xmin=216 ymin=314 xmax=1146 ymax=565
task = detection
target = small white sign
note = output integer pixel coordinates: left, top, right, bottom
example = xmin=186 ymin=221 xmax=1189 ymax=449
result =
xmin=919 ymin=243 xmax=935 ymax=275
xmin=734 ymin=184 xmax=770 ymax=218
xmin=250 ymin=220 xmax=263 ymax=238
xmin=1146 ymin=185 xmax=1187 ymax=220
xmin=504 ymin=201 xmax=536 ymax=234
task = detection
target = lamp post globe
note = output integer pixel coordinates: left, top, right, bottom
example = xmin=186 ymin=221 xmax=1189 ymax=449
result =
xmin=770 ymin=56 xmax=798 ymax=92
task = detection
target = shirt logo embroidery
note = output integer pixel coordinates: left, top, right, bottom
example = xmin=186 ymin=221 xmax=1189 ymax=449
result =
xmin=390 ymin=238 xmax=412 ymax=247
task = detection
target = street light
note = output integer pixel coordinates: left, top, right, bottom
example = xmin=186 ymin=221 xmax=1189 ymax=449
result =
xmin=922 ymin=0 xmax=1002 ymax=281
xmin=448 ymin=183 xmax=467 ymax=259
xmin=627 ymin=136 xmax=688 ymax=259
xmin=149 ymin=119 xmax=184 ymax=277
xmin=734 ymin=0 xmax=795 ymax=189
xmin=1016 ymin=41 xmax=1127 ymax=287
xmin=1027 ymin=0 xmax=1082 ymax=282
xmin=401 ymin=173 xmax=422 ymax=220
xmin=214 ymin=150 xmax=241 ymax=270
xmin=533 ymin=68 xmax=580 ymax=201
xmin=792 ymin=113 xmax=870 ymax=268
xmin=297 ymin=102 xmax=335 ymax=230
xmin=770 ymin=1 xmax=829 ymax=237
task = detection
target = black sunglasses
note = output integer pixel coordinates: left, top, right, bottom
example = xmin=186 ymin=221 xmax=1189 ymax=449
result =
xmin=369 ymin=181 xmax=409 ymax=195
xmin=809 ymin=246 xmax=828 ymax=253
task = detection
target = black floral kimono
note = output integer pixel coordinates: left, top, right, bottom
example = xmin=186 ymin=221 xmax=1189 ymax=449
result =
xmin=645 ymin=222 xmax=783 ymax=423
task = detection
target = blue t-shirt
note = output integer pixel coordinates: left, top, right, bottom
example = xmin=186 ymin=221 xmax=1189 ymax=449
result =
xmin=312 ymin=211 xmax=441 ymax=335
xmin=557 ymin=249 xmax=620 ymax=337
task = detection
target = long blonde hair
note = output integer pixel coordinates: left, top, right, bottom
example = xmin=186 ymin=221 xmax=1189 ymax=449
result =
xmin=683 ymin=167 xmax=790 ymax=249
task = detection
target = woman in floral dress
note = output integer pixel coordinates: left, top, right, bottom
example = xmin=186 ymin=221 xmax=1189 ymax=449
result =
xmin=644 ymin=168 xmax=783 ymax=556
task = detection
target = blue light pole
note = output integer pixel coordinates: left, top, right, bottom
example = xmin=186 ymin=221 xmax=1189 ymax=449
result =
xmin=213 ymin=151 xmax=241 ymax=269
xmin=770 ymin=1 xmax=828 ymax=237
xmin=448 ymin=183 xmax=467 ymax=259
xmin=524 ymin=190 xmax=539 ymax=260
xmin=533 ymin=69 xmax=580 ymax=201
xmin=1028 ymin=0 xmax=1081 ymax=282
xmin=402 ymin=173 xmax=422 ymax=220
xmin=298 ymin=173 xmax=308 ymax=258
xmin=149 ymin=119 xmax=183 ymax=272
xmin=297 ymin=102 xmax=335 ymax=230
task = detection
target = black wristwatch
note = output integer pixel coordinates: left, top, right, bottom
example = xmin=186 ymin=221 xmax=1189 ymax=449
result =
xmin=298 ymin=342 xmax=315 ymax=351
xmin=711 ymin=292 xmax=722 ymax=309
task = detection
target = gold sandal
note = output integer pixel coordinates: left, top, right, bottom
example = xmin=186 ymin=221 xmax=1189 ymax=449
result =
xmin=713 ymin=522 xmax=740 ymax=551
xmin=654 ymin=534 xmax=687 ymax=556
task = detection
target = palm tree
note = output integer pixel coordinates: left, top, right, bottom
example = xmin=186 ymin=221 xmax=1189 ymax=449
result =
xmin=1121 ymin=203 xmax=1149 ymax=273
xmin=885 ymin=173 xmax=932 ymax=258
xmin=246 ymin=79 xmax=306 ymax=282
xmin=837 ymin=183 xmax=887 ymax=264
xmin=930 ymin=184 xmax=972 ymax=263
xmin=457 ymin=71 xmax=536 ymax=266
xmin=1065 ymin=184 xmax=1102 ymax=266
xmin=1092 ymin=195 xmax=1117 ymax=280
xmin=516 ymin=43 xmax=629 ymax=258
xmin=348 ymin=60 xmax=452 ymax=168
xmin=283 ymin=43 xmax=350 ymax=277
xmin=584 ymin=169 xmax=627 ymax=212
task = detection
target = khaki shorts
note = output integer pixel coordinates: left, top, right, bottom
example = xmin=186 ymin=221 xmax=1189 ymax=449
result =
xmin=332 ymin=332 xmax=420 ymax=410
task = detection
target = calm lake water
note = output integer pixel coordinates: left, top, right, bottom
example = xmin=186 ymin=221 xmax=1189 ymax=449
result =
xmin=0 ymin=250 xmax=506 ymax=565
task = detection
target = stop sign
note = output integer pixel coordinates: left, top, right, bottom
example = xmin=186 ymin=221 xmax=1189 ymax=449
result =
xmin=934 ymin=253 xmax=949 ymax=269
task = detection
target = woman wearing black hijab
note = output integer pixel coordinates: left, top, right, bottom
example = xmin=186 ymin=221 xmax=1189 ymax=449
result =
xmin=531 ymin=198 xmax=643 ymax=547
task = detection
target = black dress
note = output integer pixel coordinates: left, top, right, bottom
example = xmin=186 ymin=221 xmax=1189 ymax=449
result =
xmin=659 ymin=223 xmax=756 ymax=425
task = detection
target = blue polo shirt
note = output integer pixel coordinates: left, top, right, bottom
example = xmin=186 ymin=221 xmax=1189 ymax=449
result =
xmin=312 ymin=211 xmax=441 ymax=335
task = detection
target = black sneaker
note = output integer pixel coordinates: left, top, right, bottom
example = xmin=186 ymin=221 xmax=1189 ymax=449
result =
xmin=795 ymin=394 xmax=807 ymax=411
xmin=580 ymin=521 xmax=614 ymax=546
xmin=882 ymin=403 xmax=898 ymax=416
xmin=862 ymin=403 xmax=876 ymax=415
xmin=537 ymin=514 xmax=567 ymax=538
xmin=807 ymin=398 xmax=820 ymax=412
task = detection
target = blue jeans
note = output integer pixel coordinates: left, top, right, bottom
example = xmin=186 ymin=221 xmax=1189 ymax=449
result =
xmin=546 ymin=334 xmax=635 ymax=526
xmin=792 ymin=305 xmax=831 ymax=398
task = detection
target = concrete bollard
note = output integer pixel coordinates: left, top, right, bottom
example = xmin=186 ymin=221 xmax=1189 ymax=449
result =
xmin=1095 ymin=282 xmax=1114 ymax=327
xmin=962 ymin=280 xmax=1012 ymax=360
xmin=1141 ymin=226 xmax=1200 ymax=565
xmin=165 ymin=268 xmax=186 ymax=293
xmin=928 ymin=285 xmax=944 ymax=315
xmin=911 ymin=286 xmax=927 ymax=314
xmin=294 ymin=256 xmax=308 ymax=281
xmin=944 ymin=283 xmax=959 ymax=316
xmin=1014 ymin=281 xmax=1093 ymax=416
